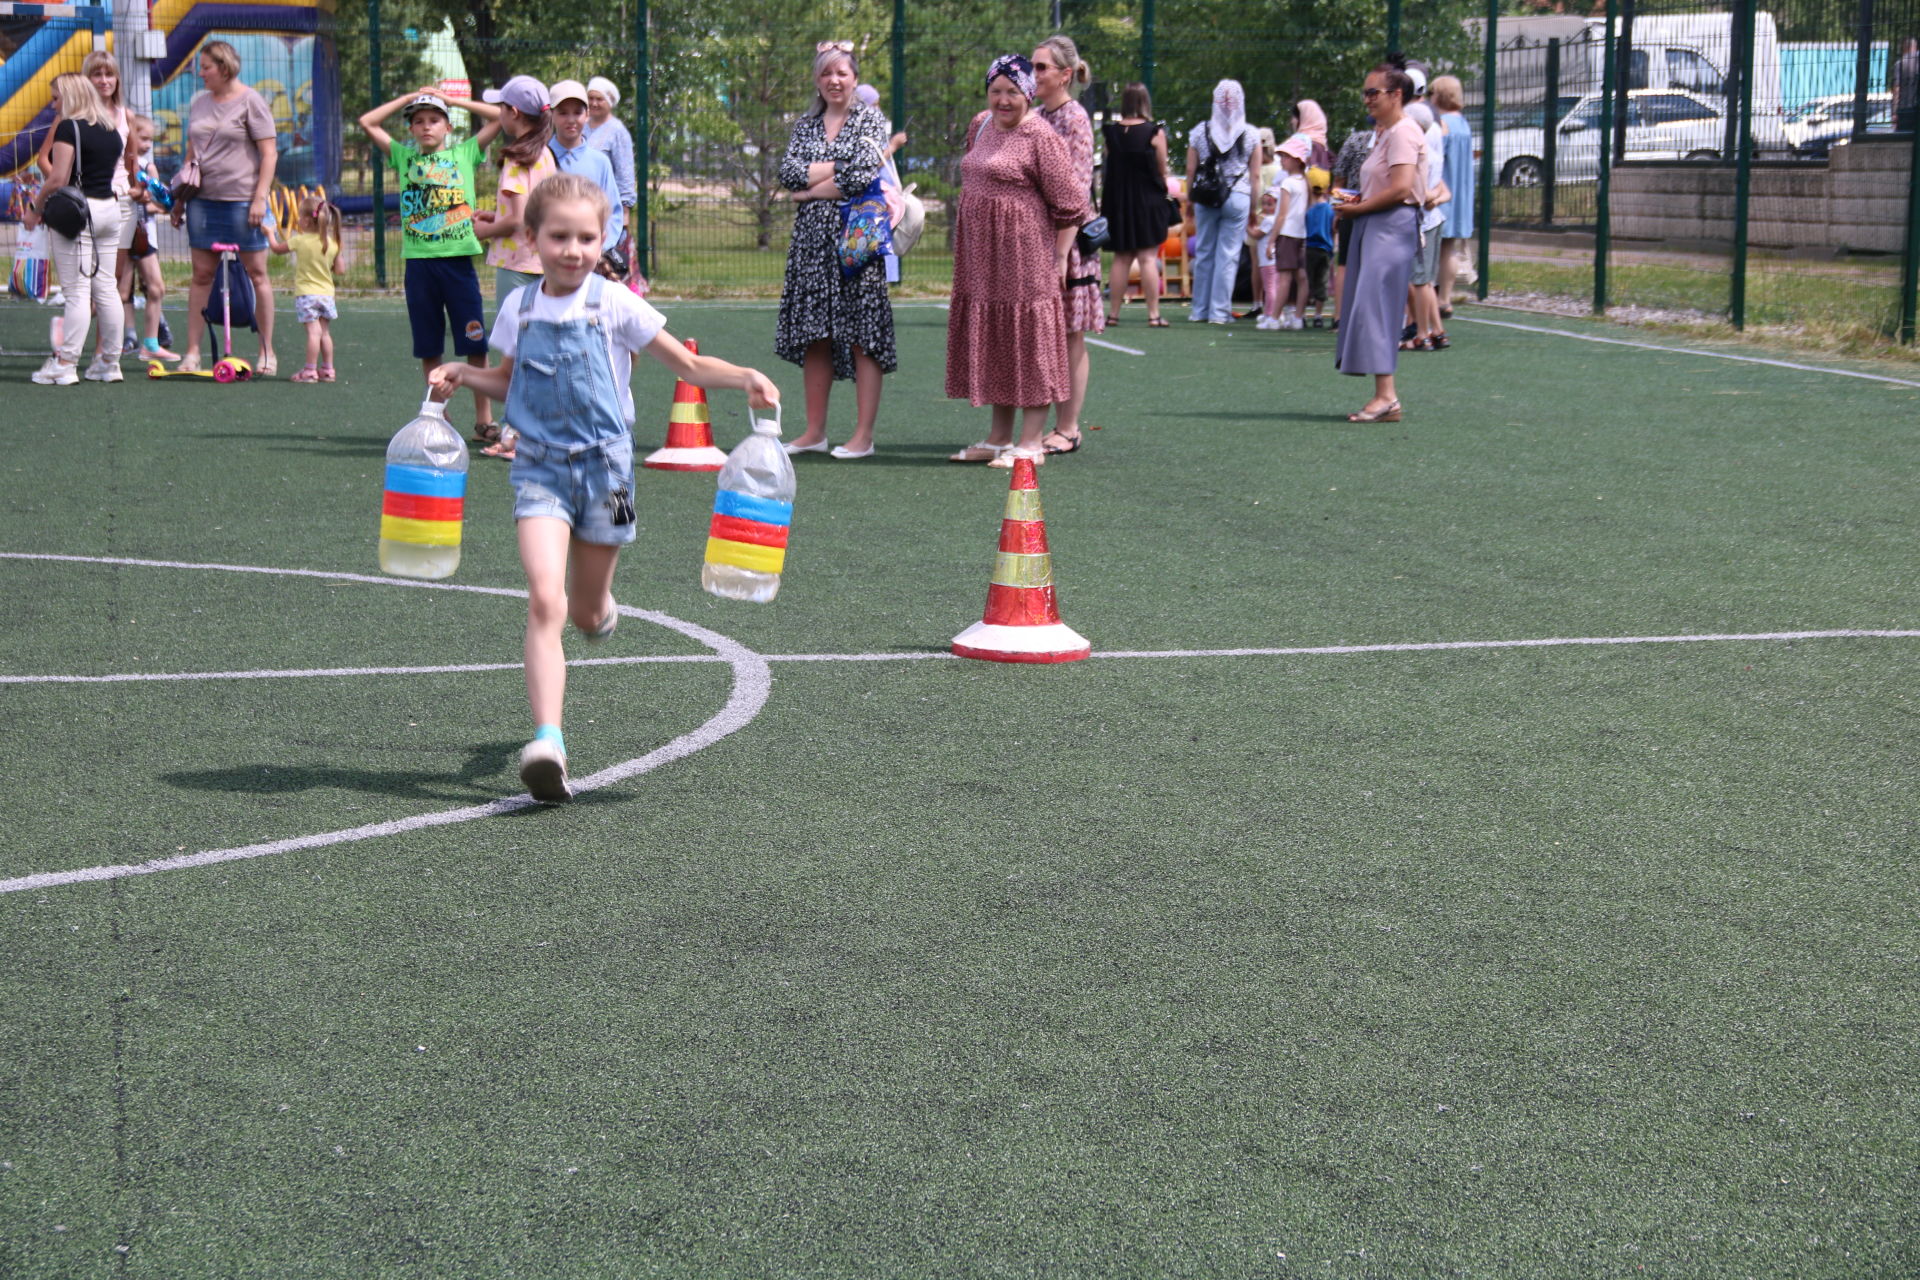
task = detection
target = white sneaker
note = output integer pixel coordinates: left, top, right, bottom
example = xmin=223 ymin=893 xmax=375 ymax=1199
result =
xmin=84 ymin=358 xmax=124 ymax=383
xmin=1287 ymin=315 xmax=1306 ymax=330
xmin=1255 ymin=315 xmax=1275 ymax=331
xmin=519 ymin=738 xmax=572 ymax=804
xmin=32 ymin=361 xmax=79 ymax=386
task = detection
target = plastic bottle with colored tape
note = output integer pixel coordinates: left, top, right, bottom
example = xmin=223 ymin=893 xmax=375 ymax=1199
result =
xmin=702 ymin=405 xmax=794 ymax=602
xmin=379 ymin=397 xmax=468 ymax=580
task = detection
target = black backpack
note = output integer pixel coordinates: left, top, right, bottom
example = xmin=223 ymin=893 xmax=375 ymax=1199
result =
xmin=1189 ymin=136 xmax=1227 ymax=208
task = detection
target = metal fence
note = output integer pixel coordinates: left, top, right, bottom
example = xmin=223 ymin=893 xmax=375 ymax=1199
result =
xmin=5 ymin=0 xmax=1920 ymax=344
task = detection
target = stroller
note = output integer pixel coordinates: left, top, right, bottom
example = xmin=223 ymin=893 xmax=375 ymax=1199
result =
xmin=147 ymin=242 xmax=255 ymax=382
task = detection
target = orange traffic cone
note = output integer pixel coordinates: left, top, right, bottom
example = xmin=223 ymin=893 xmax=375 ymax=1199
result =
xmin=643 ymin=339 xmax=728 ymax=471
xmin=951 ymin=455 xmax=1091 ymax=664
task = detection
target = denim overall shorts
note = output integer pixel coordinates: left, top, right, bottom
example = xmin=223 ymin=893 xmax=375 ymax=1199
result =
xmin=506 ymin=274 xmax=637 ymax=546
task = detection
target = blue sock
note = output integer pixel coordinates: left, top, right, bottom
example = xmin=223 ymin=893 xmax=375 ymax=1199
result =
xmin=534 ymin=724 xmax=565 ymax=755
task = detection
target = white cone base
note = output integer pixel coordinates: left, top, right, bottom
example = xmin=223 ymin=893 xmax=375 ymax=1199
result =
xmin=643 ymin=445 xmax=728 ymax=472
xmin=951 ymin=621 xmax=1091 ymax=664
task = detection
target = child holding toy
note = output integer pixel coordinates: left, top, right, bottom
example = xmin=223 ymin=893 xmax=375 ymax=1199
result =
xmin=358 ymin=86 xmax=502 ymax=439
xmin=267 ymin=191 xmax=345 ymax=382
xmin=122 ymin=116 xmax=180 ymax=361
xmin=427 ymin=174 xmax=780 ymax=805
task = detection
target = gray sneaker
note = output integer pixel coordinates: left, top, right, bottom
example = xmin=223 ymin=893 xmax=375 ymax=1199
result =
xmin=578 ymin=597 xmax=618 ymax=643
xmin=518 ymin=738 xmax=572 ymax=804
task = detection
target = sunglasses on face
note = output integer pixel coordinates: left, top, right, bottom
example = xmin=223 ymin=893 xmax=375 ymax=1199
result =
xmin=1033 ymin=59 xmax=1055 ymax=70
xmin=1362 ymin=87 xmax=1386 ymax=99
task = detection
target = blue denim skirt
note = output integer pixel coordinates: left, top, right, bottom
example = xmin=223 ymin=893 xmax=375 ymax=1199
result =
xmin=186 ymin=198 xmax=269 ymax=253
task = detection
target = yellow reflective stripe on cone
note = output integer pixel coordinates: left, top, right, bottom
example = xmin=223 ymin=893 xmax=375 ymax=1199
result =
xmin=1001 ymin=489 xmax=1044 ymax=523
xmin=380 ymin=514 xmax=463 ymax=547
xmin=705 ymin=537 xmax=786 ymax=574
xmin=991 ymin=551 xmax=1053 ymax=589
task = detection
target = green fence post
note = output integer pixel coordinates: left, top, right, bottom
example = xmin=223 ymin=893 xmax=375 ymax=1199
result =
xmin=1140 ymin=0 xmax=1156 ymax=95
xmin=1594 ymin=0 xmax=1617 ymax=315
xmin=369 ymin=0 xmax=385 ymax=289
xmin=634 ymin=0 xmax=651 ymax=277
xmin=1730 ymin=0 xmax=1756 ymax=330
xmin=1387 ymin=0 xmax=1401 ymax=56
xmin=891 ymin=0 xmax=905 ymax=130
xmin=1900 ymin=112 xmax=1920 ymax=339
xmin=1475 ymin=0 xmax=1496 ymax=300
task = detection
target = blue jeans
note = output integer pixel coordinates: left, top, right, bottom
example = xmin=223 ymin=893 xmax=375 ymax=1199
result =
xmin=1188 ymin=188 xmax=1250 ymax=322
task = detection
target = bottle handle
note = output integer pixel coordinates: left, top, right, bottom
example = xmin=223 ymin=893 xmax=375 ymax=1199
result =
xmin=749 ymin=402 xmax=782 ymax=438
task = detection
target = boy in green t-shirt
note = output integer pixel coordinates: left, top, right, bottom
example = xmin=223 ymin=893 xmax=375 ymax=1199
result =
xmin=359 ymin=88 xmax=504 ymax=442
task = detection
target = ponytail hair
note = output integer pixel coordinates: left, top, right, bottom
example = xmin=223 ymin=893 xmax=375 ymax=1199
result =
xmin=498 ymin=104 xmax=555 ymax=170
xmin=301 ymin=191 xmax=343 ymax=261
xmin=1036 ymin=35 xmax=1090 ymax=93
xmin=1371 ymin=54 xmax=1415 ymax=108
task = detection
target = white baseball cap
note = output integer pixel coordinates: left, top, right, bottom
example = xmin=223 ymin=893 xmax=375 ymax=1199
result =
xmin=549 ymin=79 xmax=590 ymax=108
xmin=1407 ymin=66 xmax=1429 ymax=96
xmin=402 ymin=92 xmax=451 ymax=119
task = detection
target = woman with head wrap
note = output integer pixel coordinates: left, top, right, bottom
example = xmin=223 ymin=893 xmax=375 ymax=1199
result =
xmin=583 ymin=75 xmax=638 ymax=275
xmin=944 ymin=54 xmax=1092 ymax=468
xmin=1291 ymin=98 xmax=1334 ymax=169
xmin=1183 ymin=79 xmax=1259 ymax=324
xmin=1031 ymin=33 xmax=1100 ymax=456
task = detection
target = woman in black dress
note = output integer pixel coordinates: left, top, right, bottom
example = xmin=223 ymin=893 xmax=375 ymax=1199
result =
xmin=773 ymin=42 xmax=895 ymax=460
xmin=1100 ymin=82 xmax=1171 ymax=326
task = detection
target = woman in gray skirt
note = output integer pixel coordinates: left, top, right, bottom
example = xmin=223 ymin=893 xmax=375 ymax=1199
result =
xmin=1333 ymin=60 xmax=1427 ymax=423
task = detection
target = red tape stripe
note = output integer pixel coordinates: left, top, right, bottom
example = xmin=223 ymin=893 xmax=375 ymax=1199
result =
xmin=382 ymin=492 xmax=465 ymax=522
xmin=709 ymin=513 xmax=790 ymax=547
xmin=998 ymin=520 xmax=1050 ymax=555
xmin=984 ymin=582 xmax=1061 ymax=627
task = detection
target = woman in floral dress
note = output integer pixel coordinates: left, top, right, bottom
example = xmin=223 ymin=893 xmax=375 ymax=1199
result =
xmin=1033 ymin=34 xmax=1101 ymax=457
xmin=945 ymin=54 xmax=1092 ymax=469
xmin=774 ymin=42 xmax=895 ymax=460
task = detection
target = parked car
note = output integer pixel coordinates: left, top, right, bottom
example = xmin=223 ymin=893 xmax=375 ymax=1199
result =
xmin=1785 ymin=92 xmax=1891 ymax=158
xmin=1493 ymin=88 xmax=1786 ymax=186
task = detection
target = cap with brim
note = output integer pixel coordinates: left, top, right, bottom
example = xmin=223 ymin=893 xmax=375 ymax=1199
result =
xmin=482 ymin=75 xmax=550 ymax=116
xmin=549 ymin=79 xmax=590 ymax=108
xmin=403 ymin=93 xmax=451 ymax=119
xmin=1408 ymin=67 xmax=1429 ymax=96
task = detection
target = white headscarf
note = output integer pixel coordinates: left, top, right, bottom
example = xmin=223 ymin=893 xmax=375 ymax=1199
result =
xmin=1207 ymin=79 xmax=1247 ymax=153
xmin=587 ymin=75 xmax=621 ymax=108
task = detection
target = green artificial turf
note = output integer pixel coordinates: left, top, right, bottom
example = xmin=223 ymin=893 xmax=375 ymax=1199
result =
xmin=0 ymin=296 xmax=1914 ymax=1278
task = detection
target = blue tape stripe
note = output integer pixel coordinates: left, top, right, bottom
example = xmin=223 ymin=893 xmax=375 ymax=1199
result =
xmin=384 ymin=464 xmax=467 ymax=499
xmin=714 ymin=489 xmax=792 ymax=526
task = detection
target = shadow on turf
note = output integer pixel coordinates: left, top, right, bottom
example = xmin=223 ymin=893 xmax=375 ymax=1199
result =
xmin=156 ymin=740 xmax=621 ymax=804
xmin=199 ymin=430 xmax=391 ymax=457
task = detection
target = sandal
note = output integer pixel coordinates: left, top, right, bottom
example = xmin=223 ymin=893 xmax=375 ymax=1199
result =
xmin=290 ymin=365 xmax=320 ymax=383
xmin=473 ymin=423 xmax=503 ymax=447
xmin=1347 ymin=399 xmax=1402 ymax=423
xmin=987 ymin=446 xmax=1045 ymax=470
xmin=1042 ymin=428 xmax=1082 ymax=456
xmin=948 ymin=441 xmax=1006 ymax=463
xmin=1148 ymin=316 xmax=1169 ymax=327
xmin=1429 ymin=331 xmax=1450 ymax=350
xmin=256 ymin=353 xmax=277 ymax=378
xmin=1105 ymin=311 xmax=1122 ymax=325
xmin=1439 ymin=305 xmax=1454 ymax=320
xmin=480 ymin=427 xmax=519 ymax=460
xmin=318 ymin=365 xmax=337 ymax=382
xmin=1399 ymin=338 xmax=1422 ymax=352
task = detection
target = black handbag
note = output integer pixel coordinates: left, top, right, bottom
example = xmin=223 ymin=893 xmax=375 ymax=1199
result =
xmin=42 ymin=123 xmax=91 ymax=240
xmin=1075 ymin=215 xmax=1110 ymax=255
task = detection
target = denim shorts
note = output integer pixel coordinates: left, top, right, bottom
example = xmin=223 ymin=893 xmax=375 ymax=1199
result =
xmin=510 ymin=435 xmax=638 ymax=546
xmin=186 ymin=198 xmax=270 ymax=253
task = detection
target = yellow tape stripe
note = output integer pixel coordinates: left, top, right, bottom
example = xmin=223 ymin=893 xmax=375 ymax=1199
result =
xmin=705 ymin=537 xmax=786 ymax=574
xmin=1001 ymin=489 xmax=1044 ymax=523
xmin=381 ymin=515 xmax=463 ymax=547
xmin=669 ymin=404 xmax=711 ymax=425
xmin=991 ymin=552 xmax=1053 ymax=589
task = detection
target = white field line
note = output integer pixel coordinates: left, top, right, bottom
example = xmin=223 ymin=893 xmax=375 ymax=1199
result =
xmin=1086 ymin=336 xmax=1146 ymax=356
xmin=1455 ymin=313 xmax=1920 ymax=388
xmin=8 ymin=630 xmax=1916 ymax=686
xmin=0 ymin=553 xmax=772 ymax=896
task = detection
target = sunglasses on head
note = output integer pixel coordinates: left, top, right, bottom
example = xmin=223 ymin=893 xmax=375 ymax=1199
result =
xmin=816 ymin=40 xmax=853 ymax=53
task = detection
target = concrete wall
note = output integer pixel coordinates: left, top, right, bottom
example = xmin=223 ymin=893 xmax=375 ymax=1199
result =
xmin=1611 ymin=138 xmax=1911 ymax=254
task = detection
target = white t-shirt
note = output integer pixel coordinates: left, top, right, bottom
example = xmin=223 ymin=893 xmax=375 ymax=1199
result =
xmin=1422 ymin=123 xmax=1447 ymax=233
xmin=1276 ymin=172 xmax=1309 ymax=239
xmin=490 ymin=280 xmax=667 ymax=425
